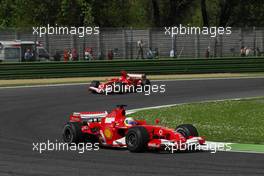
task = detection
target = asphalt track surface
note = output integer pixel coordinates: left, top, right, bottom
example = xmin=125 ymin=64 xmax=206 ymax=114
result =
xmin=0 ymin=78 xmax=264 ymax=176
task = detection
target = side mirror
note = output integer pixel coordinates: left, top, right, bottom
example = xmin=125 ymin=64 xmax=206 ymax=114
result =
xmin=155 ymin=118 xmax=160 ymax=124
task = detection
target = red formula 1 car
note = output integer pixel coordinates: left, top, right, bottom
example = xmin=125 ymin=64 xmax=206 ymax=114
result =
xmin=89 ymin=71 xmax=150 ymax=94
xmin=62 ymin=105 xmax=205 ymax=152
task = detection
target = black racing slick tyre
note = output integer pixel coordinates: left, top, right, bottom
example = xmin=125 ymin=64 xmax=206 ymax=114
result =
xmin=62 ymin=122 xmax=83 ymax=144
xmin=175 ymin=124 xmax=198 ymax=138
xmin=126 ymin=126 xmax=149 ymax=152
xmin=141 ymin=79 xmax=151 ymax=91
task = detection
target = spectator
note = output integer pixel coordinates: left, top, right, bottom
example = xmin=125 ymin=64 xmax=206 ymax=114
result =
xmin=63 ymin=49 xmax=69 ymax=62
xmin=154 ymin=48 xmax=159 ymax=59
xmin=205 ymin=47 xmax=210 ymax=58
xmin=146 ymin=47 xmax=154 ymax=59
xmin=256 ymin=47 xmax=263 ymax=56
xmin=53 ymin=51 xmax=61 ymax=61
xmin=24 ymin=49 xmax=33 ymax=61
xmin=72 ymin=48 xmax=78 ymax=61
xmin=68 ymin=49 xmax=72 ymax=61
xmin=136 ymin=39 xmax=144 ymax=59
xmin=84 ymin=47 xmax=93 ymax=61
xmin=240 ymin=46 xmax=246 ymax=57
xmin=32 ymin=49 xmax=37 ymax=61
xmin=84 ymin=48 xmax=89 ymax=60
xmin=170 ymin=49 xmax=175 ymax=58
xmin=97 ymin=51 xmax=104 ymax=60
xmin=108 ymin=50 xmax=113 ymax=60
xmin=245 ymin=47 xmax=251 ymax=56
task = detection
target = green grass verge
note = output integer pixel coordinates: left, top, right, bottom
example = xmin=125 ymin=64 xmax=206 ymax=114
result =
xmin=230 ymin=143 xmax=264 ymax=153
xmin=130 ymin=97 xmax=264 ymax=144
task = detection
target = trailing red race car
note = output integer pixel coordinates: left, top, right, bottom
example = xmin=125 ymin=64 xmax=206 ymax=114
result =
xmin=89 ymin=71 xmax=150 ymax=94
xmin=62 ymin=105 xmax=205 ymax=152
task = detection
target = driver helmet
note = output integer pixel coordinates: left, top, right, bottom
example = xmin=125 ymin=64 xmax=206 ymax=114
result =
xmin=124 ymin=117 xmax=137 ymax=126
xmin=121 ymin=70 xmax=127 ymax=78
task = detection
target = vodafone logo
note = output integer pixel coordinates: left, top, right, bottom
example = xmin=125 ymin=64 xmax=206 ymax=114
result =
xmin=159 ymin=129 xmax=163 ymax=136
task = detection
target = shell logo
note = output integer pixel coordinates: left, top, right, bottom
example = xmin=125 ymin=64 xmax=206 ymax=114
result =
xmin=104 ymin=128 xmax=113 ymax=139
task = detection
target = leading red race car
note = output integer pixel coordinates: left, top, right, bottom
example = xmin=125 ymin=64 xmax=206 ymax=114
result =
xmin=89 ymin=71 xmax=150 ymax=94
xmin=62 ymin=105 xmax=205 ymax=152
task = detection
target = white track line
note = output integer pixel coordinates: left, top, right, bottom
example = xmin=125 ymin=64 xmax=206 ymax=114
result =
xmin=0 ymin=76 xmax=263 ymax=89
xmin=0 ymin=82 xmax=90 ymax=89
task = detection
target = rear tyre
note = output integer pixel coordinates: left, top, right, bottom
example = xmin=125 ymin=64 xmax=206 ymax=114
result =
xmin=62 ymin=122 xmax=83 ymax=143
xmin=175 ymin=124 xmax=198 ymax=138
xmin=141 ymin=79 xmax=151 ymax=91
xmin=90 ymin=80 xmax=100 ymax=93
xmin=126 ymin=126 xmax=149 ymax=152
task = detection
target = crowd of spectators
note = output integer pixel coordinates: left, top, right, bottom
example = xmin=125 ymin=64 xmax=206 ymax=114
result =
xmin=40 ymin=40 xmax=264 ymax=62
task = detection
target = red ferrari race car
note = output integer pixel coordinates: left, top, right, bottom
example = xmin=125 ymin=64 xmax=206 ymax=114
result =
xmin=62 ymin=105 xmax=205 ymax=152
xmin=89 ymin=71 xmax=151 ymax=94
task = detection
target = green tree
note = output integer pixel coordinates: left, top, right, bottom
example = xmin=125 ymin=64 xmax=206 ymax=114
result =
xmin=0 ymin=0 xmax=263 ymax=28
xmin=13 ymin=0 xmax=60 ymax=27
xmin=200 ymin=0 xmax=264 ymax=27
xmin=0 ymin=0 xmax=14 ymax=27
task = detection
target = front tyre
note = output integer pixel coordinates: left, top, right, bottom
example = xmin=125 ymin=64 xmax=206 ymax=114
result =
xmin=62 ymin=122 xmax=83 ymax=143
xmin=175 ymin=124 xmax=198 ymax=138
xmin=126 ymin=126 xmax=149 ymax=152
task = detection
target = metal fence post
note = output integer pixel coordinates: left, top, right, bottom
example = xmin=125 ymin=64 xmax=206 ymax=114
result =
xmin=130 ymin=27 xmax=133 ymax=59
xmin=195 ymin=34 xmax=200 ymax=58
xmin=44 ymin=33 xmax=50 ymax=53
xmin=219 ymin=35 xmax=223 ymax=57
xmin=71 ymin=35 xmax=77 ymax=50
xmin=148 ymin=28 xmax=152 ymax=49
xmin=15 ymin=29 xmax=20 ymax=40
xmin=97 ymin=30 xmax=102 ymax=59
xmin=253 ymin=26 xmax=256 ymax=56
xmin=213 ymin=37 xmax=217 ymax=58
xmin=262 ymin=28 xmax=264 ymax=52
xmin=173 ymin=34 xmax=177 ymax=58
xmin=240 ymin=28 xmax=244 ymax=49
xmin=82 ymin=35 xmax=86 ymax=60
xmin=171 ymin=32 xmax=176 ymax=58
xmin=123 ymin=29 xmax=127 ymax=59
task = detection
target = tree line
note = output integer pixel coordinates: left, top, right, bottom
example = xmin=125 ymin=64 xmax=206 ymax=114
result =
xmin=0 ymin=0 xmax=263 ymax=28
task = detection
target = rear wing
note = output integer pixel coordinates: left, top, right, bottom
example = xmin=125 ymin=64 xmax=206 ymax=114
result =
xmin=127 ymin=73 xmax=146 ymax=79
xmin=72 ymin=111 xmax=108 ymax=122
